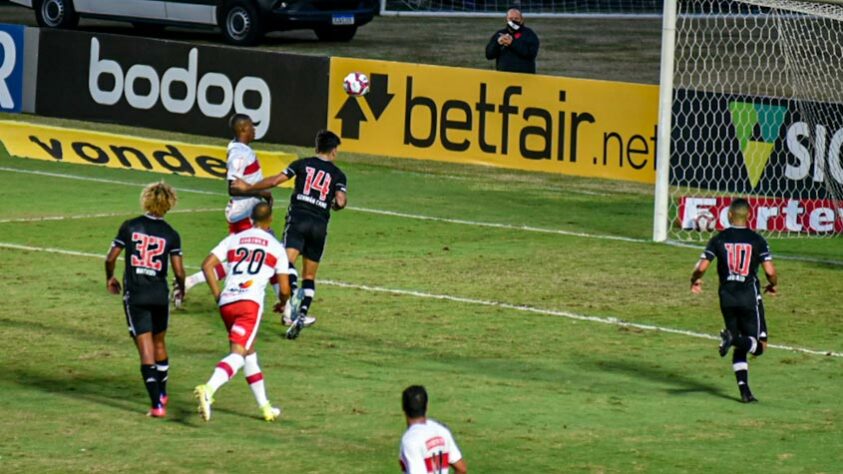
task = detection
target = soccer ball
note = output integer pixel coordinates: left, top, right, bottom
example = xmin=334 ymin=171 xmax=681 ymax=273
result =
xmin=343 ymin=72 xmax=370 ymax=97
xmin=694 ymin=211 xmax=717 ymax=232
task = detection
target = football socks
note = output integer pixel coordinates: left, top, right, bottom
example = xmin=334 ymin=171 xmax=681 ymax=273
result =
xmin=207 ymin=353 xmax=245 ymax=394
xmin=141 ymin=364 xmax=162 ymax=409
xmin=288 ymin=263 xmax=299 ymax=293
xmin=244 ymin=353 xmax=269 ymax=408
xmin=300 ymin=279 xmax=315 ymax=316
xmin=155 ymin=358 xmax=169 ymax=398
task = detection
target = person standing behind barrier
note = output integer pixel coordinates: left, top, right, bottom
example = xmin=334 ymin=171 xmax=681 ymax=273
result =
xmin=485 ymin=7 xmax=539 ymax=74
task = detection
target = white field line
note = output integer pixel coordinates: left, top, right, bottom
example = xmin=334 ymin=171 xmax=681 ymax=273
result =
xmin=0 ymin=241 xmax=840 ymax=358
xmin=2 ymin=166 xmax=842 ymax=266
xmin=0 ymin=208 xmax=218 ymax=224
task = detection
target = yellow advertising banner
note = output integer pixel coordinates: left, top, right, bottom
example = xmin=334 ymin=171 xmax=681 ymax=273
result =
xmin=328 ymin=58 xmax=659 ymax=183
xmin=0 ymin=120 xmax=296 ymax=182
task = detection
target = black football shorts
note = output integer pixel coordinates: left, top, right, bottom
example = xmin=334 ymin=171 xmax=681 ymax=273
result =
xmin=283 ymin=213 xmax=328 ymax=262
xmin=123 ymin=302 xmax=169 ymax=337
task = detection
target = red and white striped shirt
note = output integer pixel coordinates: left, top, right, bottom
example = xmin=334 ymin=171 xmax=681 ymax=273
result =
xmin=210 ymin=228 xmax=288 ymax=308
xmin=225 ymin=140 xmax=264 ymax=224
xmin=400 ymin=420 xmax=463 ymax=474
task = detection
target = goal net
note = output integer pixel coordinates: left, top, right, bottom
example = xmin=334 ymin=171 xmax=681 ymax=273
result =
xmin=656 ymin=0 xmax=843 ymax=240
xmin=379 ymin=0 xmax=662 ymax=17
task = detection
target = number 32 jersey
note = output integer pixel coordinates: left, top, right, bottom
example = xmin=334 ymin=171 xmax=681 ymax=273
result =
xmin=112 ymin=214 xmax=182 ymax=306
xmin=283 ymin=157 xmax=347 ymax=221
xmin=210 ymin=228 xmax=289 ymax=308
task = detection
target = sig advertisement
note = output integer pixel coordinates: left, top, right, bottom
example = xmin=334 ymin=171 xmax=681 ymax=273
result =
xmin=671 ymin=89 xmax=843 ymax=199
xmin=34 ymin=29 xmax=328 ymax=146
xmin=328 ymin=57 xmax=659 ymax=183
xmin=0 ymin=23 xmax=24 ymax=113
xmin=0 ymin=120 xmax=296 ymax=181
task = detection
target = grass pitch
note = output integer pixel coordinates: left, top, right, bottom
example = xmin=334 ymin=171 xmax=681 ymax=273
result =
xmin=0 ymin=115 xmax=841 ymax=473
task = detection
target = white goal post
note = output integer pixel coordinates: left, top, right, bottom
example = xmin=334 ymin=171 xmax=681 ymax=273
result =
xmin=654 ymin=0 xmax=843 ymax=241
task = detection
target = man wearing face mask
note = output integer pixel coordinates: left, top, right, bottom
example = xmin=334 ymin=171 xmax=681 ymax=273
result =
xmin=485 ymin=7 xmax=539 ymax=74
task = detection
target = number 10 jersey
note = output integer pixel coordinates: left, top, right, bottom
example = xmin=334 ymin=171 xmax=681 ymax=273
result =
xmin=210 ymin=228 xmax=289 ymax=308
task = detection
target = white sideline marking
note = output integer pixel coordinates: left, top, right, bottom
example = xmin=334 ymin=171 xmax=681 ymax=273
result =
xmin=0 ymin=241 xmax=840 ymax=358
xmin=2 ymin=166 xmax=842 ymax=266
xmin=0 ymin=208 xmax=217 ymax=224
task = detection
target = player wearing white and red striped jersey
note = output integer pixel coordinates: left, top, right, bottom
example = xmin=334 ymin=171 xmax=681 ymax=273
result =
xmin=399 ymin=386 xmax=467 ymax=474
xmin=180 ymin=114 xmax=274 ymax=301
xmin=194 ymin=203 xmax=291 ymax=422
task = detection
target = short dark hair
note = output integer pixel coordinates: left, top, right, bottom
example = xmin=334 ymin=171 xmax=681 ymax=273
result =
xmin=229 ymin=113 xmax=252 ymax=132
xmin=251 ymin=201 xmax=272 ymax=223
xmin=315 ymin=129 xmax=341 ymax=154
xmin=402 ymin=385 xmax=428 ymax=418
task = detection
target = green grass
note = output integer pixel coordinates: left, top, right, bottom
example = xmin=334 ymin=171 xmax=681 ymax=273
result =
xmin=0 ymin=114 xmax=841 ymax=472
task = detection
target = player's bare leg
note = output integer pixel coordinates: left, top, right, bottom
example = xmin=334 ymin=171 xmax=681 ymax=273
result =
xmin=135 ymin=333 xmax=165 ymax=417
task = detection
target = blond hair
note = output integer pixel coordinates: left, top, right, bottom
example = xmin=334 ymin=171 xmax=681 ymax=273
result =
xmin=141 ymin=181 xmax=177 ymax=217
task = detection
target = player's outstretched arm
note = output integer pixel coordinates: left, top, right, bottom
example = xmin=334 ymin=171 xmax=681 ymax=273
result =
xmin=690 ymin=259 xmax=710 ymax=294
xmin=230 ymin=173 xmax=290 ymax=195
xmin=762 ymin=261 xmax=778 ymax=295
xmin=201 ymin=254 xmax=223 ymax=302
xmin=104 ymin=246 xmax=123 ymax=294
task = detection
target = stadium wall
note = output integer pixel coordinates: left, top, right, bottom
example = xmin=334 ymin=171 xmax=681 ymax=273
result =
xmin=32 ymin=29 xmax=329 ymax=147
xmin=328 ymin=57 xmax=660 ymax=184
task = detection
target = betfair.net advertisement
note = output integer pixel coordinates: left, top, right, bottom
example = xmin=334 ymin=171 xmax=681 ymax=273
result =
xmin=0 ymin=120 xmax=295 ymax=181
xmin=328 ymin=57 xmax=659 ymax=183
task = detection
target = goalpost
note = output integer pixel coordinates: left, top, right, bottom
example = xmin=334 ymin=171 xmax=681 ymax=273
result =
xmin=654 ymin=0 xmax=843 ymax=241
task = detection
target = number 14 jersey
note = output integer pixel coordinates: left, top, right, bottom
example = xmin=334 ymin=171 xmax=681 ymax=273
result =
xmin=283 ymin=157 xmax=348 ymax=221
xmin=210 ymin=228 xmax=290 ymax=308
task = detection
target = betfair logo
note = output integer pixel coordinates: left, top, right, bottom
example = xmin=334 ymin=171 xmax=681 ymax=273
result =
xmin=728 ymin=102 xmax=787 ymax=188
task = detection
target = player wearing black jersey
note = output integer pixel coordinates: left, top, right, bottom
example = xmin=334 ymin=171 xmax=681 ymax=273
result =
xmin=105 ymin=181 xmax=186 ymax=417
xmin=232 ymin=130 xmax=347 ymax=339
xmin=690 ymin=198 xmax=778 ymax=403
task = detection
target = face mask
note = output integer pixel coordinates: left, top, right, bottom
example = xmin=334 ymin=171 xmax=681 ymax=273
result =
xmin=507 ymin=20 xmax=521 ymax=31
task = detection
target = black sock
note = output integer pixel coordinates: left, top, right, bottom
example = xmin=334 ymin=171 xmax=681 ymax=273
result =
xmin=732 ymin=351 xmax=750 ymax=393
xmin=300 ymin=279 xmax=315 ymax=316
xmin=288 ymin=263 xmax=299 ymax=294
xmin=141 ymin=364 xmax=162 ymax=408
xmin=155 ymin=359 xmax=169 ymax=398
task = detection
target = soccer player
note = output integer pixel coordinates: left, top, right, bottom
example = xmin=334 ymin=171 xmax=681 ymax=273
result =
xmin=231 ymin=129 xmax=347 ymax=339
xmin=194 ymin=202 xmax=291 ymax=422
xmin=105 ymin=181 xmax=185 ymax=418
xmin=179 ymin=114 xmax=274 ymax=303
xmin=690 ymin=198 xmax=778 ymax=403
xmin=399 ymin=385 xmax=467 ymax=474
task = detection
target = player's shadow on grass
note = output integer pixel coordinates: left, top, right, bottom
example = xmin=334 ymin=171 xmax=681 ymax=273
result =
xmin=592 ymin=359 xmax=735 ymax=402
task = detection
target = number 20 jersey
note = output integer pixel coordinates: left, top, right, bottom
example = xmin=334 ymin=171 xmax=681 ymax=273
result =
xmin=210 ymin=228 xmax=289 ymax=308
xmin=113 ymin=214 xmax=182 ymax=306
xmin=283 ymin=157 xmax=348 ymax=221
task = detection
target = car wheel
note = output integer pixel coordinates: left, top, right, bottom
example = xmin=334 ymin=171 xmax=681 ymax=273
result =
xmin=34 ymin=0 xmax=79 ymax=29
xmin=219 ymin=0 xmax=263 ymax=46
xmin=314 ymin=26 xmax=358 ymax=42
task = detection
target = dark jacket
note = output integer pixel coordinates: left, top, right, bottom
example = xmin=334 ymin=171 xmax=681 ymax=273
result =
xmin=485 ymin=25 xmax=539 ymax=74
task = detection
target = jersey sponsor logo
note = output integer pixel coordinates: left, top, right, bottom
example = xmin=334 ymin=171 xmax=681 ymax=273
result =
xmin=0 ymin=24 xmax=25 ymax=113
xmin=0 ymin=120 xmax=294 ymax=181
xmin=680 ymin=196 xmax=843 ymax=234
xmin=88 ymin=38 xmax=272 ymax=139
xmin=238 ymin=280 xmax=254 ymax=289
xmin=328 ymin=57 xmax=658 ymax=184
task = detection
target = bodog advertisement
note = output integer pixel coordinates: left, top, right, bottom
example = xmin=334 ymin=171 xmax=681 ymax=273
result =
xmin=327 ymin=57 xmax=659 ymax=183
xmin=34 ymin=29 xmax=328 ymax=146
xmin=0 ymin=120 xmax=295 ymax=181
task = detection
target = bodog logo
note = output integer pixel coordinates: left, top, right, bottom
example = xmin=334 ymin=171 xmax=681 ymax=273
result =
xmin=0 ymin=120 xmax=293 ymax=180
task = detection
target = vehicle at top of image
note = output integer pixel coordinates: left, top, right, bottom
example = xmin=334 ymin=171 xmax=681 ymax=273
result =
xmin=9 ymin=0 xmax=378 ymax=45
